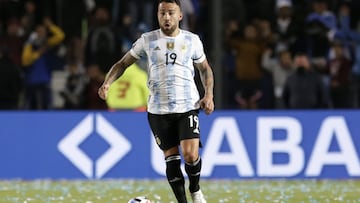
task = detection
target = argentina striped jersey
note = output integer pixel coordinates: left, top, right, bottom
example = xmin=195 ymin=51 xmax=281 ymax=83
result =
xmin=129 ymin=29 xmax=206 ymax=114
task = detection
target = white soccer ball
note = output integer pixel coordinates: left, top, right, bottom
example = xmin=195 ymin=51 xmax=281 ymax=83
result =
xmin=127 ymin=196 xmax=152 ymax=203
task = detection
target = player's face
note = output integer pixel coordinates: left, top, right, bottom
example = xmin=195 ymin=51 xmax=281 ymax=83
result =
xmin=157 ymin=2 xmax=182 ymax=36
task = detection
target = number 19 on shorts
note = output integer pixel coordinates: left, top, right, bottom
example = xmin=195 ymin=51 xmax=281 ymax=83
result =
xmin=188 ymin=115 xmax=200 ymax=134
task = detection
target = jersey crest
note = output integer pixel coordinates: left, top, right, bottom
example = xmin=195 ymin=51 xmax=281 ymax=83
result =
xmin=166 ymin=41 xmax=174 ymax=50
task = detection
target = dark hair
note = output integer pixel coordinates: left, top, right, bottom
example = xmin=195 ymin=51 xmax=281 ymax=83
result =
xmin=158 ymin=0 xmax=181 ymax=7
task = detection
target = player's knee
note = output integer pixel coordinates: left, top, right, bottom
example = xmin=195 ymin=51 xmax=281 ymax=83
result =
xmin=182 ymin=151 xmax=198 ymax=163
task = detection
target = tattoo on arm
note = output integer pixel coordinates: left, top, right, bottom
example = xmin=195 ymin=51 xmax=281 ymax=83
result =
xmin=196 ymin=60 xmax=214 ymax=97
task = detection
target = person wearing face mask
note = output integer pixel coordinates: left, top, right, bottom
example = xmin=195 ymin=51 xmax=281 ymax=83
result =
xmin=282 ymin=52 xmax=328 ymax=109
xmin=262 ymin=48 xmax=294 ymax=109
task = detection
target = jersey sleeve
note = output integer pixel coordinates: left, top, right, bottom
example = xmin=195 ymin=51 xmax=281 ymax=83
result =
xmin=130 ymin=35 xmax=146 ymax=59
xmin=192 ymin=35 xmax=206 ymax=64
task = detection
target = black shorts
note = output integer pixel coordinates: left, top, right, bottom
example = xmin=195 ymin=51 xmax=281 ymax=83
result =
xmin=148 ymin=110 xmax=201 ymax=150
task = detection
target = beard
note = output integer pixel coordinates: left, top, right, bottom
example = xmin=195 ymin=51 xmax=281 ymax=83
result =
xmin=160 ymin=24 xmax=177 ymax=36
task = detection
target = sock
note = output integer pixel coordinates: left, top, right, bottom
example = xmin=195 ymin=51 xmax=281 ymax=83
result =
xmin=165 ymin=154 xmax=187 ymax=203
xmin=185 ymin=156 xmax=202 ymax=193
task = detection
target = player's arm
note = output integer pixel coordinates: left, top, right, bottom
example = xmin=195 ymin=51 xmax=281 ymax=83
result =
xmin=194 ymin=59 xmax=214 ymax=115
xmin=98 ymin=52 xmax=138 ymax=100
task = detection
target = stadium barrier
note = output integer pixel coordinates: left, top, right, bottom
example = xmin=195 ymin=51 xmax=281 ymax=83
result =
xmin=0 ymin=110 xmax=359 ymax=179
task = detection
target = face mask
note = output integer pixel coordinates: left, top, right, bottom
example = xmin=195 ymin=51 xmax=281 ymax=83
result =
xmin=296 ymin=66 xmax=306 ymax=74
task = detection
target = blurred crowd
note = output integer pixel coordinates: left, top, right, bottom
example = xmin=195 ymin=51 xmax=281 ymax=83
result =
xmin=0 ymin=0 xmax=360 ymax=110
xmin=223 ymin=0 xmax=360 ymax=109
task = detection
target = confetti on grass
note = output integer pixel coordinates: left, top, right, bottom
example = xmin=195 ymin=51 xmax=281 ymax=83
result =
xmin=0 ymin=179 xmax=360 ymax=202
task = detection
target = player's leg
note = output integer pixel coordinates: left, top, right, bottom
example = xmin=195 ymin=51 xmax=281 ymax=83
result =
xmin=180 ymin=138 xmax=201 ymax=192
xmin=164 ymin=147 xmax=187 ymax=203
xmin=181 ymin=138 xmax=206 ymax=203
xmin=148 ymin=113 xmax=187 ymax=203
xmin=178 ymin=110 xmax=207 ymax=203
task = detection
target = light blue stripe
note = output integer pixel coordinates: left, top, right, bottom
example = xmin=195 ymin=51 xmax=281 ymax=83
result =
xmin=166 ymin=39 xmax=176 ymax=111
xmin=149 ymin=39 xmax=161 ymax=110
xmin=184 ymin=34 xmax=194 ymax=110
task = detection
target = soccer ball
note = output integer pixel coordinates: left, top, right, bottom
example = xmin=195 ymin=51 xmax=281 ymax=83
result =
xmin=127 ymin=196 xmax=152 ymax=203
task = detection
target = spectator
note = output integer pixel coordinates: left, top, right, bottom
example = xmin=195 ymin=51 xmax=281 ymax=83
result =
xmin=21 ymin=17 xmax=65 ymax=110
xmin=273 ymin=0 xmax=305 ymax=55
xmin=335 ymin=2 xmax=360 ymax=108
xmin=84 ymin=6 xmax=121 ymax=73
xmin=222 ymin=20 xmax=239 ymax=108
xmin=262 ymin=48 xmax=294 ymax=108
xmin=106 ymin=63 xmax=149 ymax=111
xmin=327 ymin=41 xmax=352 ymax=108
xmin=305 ymin=0 xmax=336 ymax=59
xmin=304 ymin=0 xmax=339 ymax=108
xmin=60 ymin=60 xmax=87 ymax=109
xmin=326 ymin=2 xmax=352 ymax=61
xmin=0 ymin=17 xmax=25 ymax=67
xmin=226 ymin=22 xmax=268 ymax=109
xmin=283 ymin=52 xmax=328 ymax=109
xmin=0 ymin=45 xmax=23 ymax=109
xmin=83 ymin=64 xmax=107 ymax=110
xmin=20 ymin=0 xmax=37 ymax=39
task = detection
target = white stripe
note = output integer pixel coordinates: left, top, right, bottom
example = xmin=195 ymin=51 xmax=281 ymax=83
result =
xmin=166 ymin=155 xmax=181 ymax=162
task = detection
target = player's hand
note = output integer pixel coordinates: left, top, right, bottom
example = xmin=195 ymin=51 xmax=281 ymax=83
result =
xmin=98 ymin=84 xmax=110 ymax=100
xmin=199 ymin=95 xmax=214 ymax=115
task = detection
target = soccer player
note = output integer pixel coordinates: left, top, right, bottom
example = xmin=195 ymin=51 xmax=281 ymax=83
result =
xmin=98 ymin=0 xmax=214 ymax=202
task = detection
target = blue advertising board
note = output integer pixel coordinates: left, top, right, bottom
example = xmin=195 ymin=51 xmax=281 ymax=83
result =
xmin=0 ymin=110 xmax=359 ymax=179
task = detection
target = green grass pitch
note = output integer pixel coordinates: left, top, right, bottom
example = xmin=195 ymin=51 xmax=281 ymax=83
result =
xmin=0 ymin=179 xmax=360 ymax=202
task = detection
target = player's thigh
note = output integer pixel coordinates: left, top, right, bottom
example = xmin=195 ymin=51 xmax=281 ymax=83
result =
xmin=148 ymin=113 xmax=179 ymax=151
xmin=178 ymin=110 xmax=201 ymax=140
